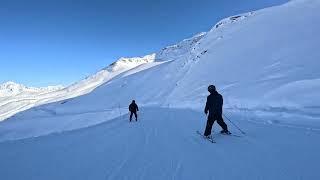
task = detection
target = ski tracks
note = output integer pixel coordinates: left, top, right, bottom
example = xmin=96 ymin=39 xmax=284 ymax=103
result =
xmin=1 ymin=107 xmax=320 ymax=180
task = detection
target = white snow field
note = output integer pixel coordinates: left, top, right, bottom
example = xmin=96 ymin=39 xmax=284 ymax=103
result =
xmin=1 ymin=0 xmax=320 ymax=179
xmin=0 ymin=108 xmax=320 ymax=180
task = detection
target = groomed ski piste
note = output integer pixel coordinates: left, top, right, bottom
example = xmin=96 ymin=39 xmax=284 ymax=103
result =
xmin=1 ymin=0 xmax=320 ymax=179
xmin=1 ymin=107 xmax=320 ymax=180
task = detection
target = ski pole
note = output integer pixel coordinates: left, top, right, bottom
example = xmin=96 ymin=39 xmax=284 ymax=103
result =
xmin=223 ymin=113 xmax=246 ymax=135
xmin=118 ymin=104 xmax=122 ymax=120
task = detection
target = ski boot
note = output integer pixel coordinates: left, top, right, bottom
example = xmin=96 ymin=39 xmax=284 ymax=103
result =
xmin=203 ymin=133 xmax=211 ymax=139
xmin=220 ymin=130 xmax=231 ymax=135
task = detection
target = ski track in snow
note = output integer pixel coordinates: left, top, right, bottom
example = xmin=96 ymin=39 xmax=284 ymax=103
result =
xmin=0 ymin=107 xmax=319 ymax=180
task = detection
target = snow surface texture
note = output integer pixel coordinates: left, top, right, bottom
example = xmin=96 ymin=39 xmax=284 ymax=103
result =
xmin=1 ymin=0 xmax=320 ymax=179
xmin=0 ymin=108 xmax=320 ymax=180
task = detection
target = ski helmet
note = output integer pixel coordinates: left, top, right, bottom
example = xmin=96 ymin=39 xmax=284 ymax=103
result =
xmin=208 ymin=85 xmax=216 ymax=92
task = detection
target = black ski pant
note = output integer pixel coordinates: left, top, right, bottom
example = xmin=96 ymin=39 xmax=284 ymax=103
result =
xmin=204 ymin=113 xmax=228 ymax=136
xmin=130 ymin=111 xmax=138 ymax=121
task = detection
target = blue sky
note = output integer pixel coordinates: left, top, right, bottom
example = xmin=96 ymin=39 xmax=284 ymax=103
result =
xmin=0 ymin=0 xmax=288 ymax=87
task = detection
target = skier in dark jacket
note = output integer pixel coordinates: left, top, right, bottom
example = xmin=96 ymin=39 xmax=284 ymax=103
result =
xmin=204 ymin=85 xmax=230 ymax=136
xmin=129 ymin=100 xmax=139 ymax=122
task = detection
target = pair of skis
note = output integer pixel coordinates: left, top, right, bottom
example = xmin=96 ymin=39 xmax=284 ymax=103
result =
xmin=196 ymin=131 xmax=216 ymax=143
xmin=196 ymin=130 xmax=242 ymax=143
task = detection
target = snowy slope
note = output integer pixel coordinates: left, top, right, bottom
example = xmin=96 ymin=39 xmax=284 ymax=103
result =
xmin=0 ymin=82 xmax=64 ymax=121
xmin=0 ymin=1 xmax=320 ymax=179
xmin=0 ymin=54 xmax=155 ymax=121
xmin=0 ymin=107 xmax=320 ymax=180
xmin=41 ymin=0 xmax=320 ymax=116
xmin=1 ymin=0 xmax=320 ymax=140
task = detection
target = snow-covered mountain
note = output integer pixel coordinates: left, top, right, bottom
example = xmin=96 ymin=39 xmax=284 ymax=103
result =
xmin=1 ymin=0 xmax=320 ymax=136
xmin=62 ymin=53 xmax=156 ymax=95
xmin=0 ymin=54 xmax=156 ymax=121
xmin=0 ymin=81 xmax=63 ymax=96
xmin=156 ymin=32 xmax=206 ymax=61
xmin=1 ymin=1 xmax=320 ymax=179
xmin=55 ymin=0 xmax=319 ymax=113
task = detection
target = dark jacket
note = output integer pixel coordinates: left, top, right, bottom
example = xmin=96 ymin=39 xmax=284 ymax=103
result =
xmin=204 ymin=91 xmax=223 ymax=115
xmin=129 ymin=102 xmax=139 ymax=112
